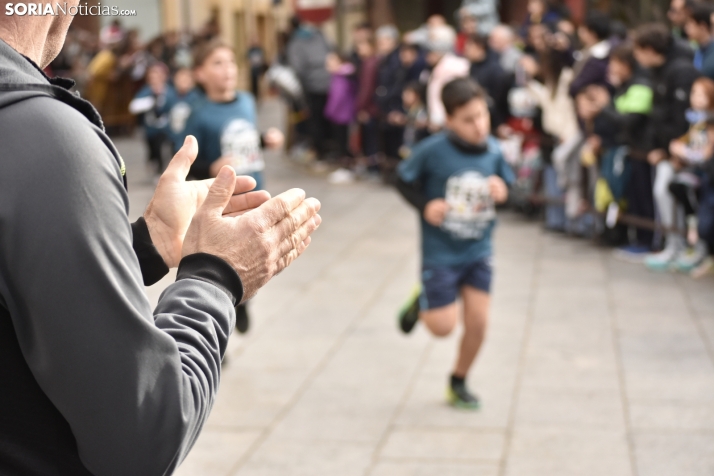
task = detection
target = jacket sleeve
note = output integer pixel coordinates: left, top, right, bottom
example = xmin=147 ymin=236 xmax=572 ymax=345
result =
xmin=654 ymin=64 xmax=700 ymax=150
xmin=0 ymin=96 xmax=240 ymax=476
xmin=131 ymin=217 xmax=170 ymax=285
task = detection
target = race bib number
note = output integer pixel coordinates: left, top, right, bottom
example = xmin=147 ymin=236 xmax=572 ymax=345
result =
xmin=442 ymin=171 xmax=495 ymax=240
xmin=220 ymin=119 xmax=265 ymax=174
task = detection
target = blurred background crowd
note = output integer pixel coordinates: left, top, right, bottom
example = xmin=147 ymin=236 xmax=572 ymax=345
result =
xmin=48 ymin=0 xmax=714 ymax=278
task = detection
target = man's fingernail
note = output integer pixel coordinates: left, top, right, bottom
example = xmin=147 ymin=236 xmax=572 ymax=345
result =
xmin=313 ymin=215 xmax=322 ymax=227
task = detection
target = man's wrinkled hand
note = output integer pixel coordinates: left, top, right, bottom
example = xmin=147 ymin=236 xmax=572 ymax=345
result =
xmin=182 ymin=167 xmax=322 ymax=301
xmin=144 ymin=136 xmax=271 ymax=268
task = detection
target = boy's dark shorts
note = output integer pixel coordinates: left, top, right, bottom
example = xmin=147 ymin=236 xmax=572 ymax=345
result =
xmin=419 ymin=258 xmax=492 ymax=310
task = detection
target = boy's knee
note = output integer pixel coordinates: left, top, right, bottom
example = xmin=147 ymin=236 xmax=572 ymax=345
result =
xmin=428 ymin=321 xmax=456 ymax=337
xmin=421 ymin=308 xmax=458 ymax=337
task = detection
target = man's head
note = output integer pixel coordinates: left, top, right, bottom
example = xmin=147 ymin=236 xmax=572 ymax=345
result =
xmin=608 ymin=43 xmax=636 ymax=87
xmin=353 ymin=22 xmax=373 ymax=45
xmin=489 ymin=24 xmax=515 ymax=53
xmin=193 ymin=39 xmax=238 ymax=99
xmin=633 ymin=23 xmax=672 ymax=68
xmin=458 ymin=9 xmax=479 ymax=36
xmin=577 ymin=11 xmax=611 ymax=48
xmin=463 ymin=34 xmax=489 ymax=63
xmin=527 ymin=0 xmax=547 ymax=18
xmin=0 ymin=0 xmax=80 ymax=67
xmin=442 ymin=78 xmax=490 ymax=145
xmin=425 ymin=25 xmax=456 ymax=66
xmin=685 ymin=4 xmax=713 ymax=45
xmin=375 ymin=24 xmax=399 ymax=56
xmin=668 ymin=0 xmax=691 ymax=28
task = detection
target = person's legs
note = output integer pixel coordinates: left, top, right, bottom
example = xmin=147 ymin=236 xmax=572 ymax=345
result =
xmin=625 ymin=159 xmax=655 ymax=247
xmin=647 ymin=160 xmax=684 ymax=268
xmin=306 ymin=93 xmax=329 ymax=159
xmin=653 ymin=160 xmax=676 ymax=231
xmin=453 ymin=286 xmax=490 ymax=378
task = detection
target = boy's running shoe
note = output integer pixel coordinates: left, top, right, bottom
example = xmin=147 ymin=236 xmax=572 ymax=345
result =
xmin=448 ymin=377 xmax=480 ymax=410
xmin=674 ymin=241 xmax=709 ymax=273
xmin=235 ymin=303 xmax=250 ymax=334
xmin=691 ymin=257 xmax=714 ymax=279
xmin=398 ymin=285 xmax=421 ymax=334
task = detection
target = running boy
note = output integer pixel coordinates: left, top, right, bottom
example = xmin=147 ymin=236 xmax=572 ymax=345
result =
xmin=182 ymin=39 xmax=284 ymax=333
xmin=396 ymin=78 xmax=514 ymax=409
xmin=182 ymin=39 xmax=283 ymax=188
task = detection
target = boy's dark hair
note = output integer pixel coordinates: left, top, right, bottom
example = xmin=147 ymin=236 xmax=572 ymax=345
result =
xmin=689 ymin=4 xmax=713 ymax=28
xmin=441 ymin=78 xmax=487 ymax=116
xmin=634 ymin=23 xmax=672 ymax=56
xmin=404 ymin=80 xmax=425 ymax=102
xmin=400 ymin=42 xmax=421 ymax=54
xmin=583 ymin=11 xmax=611 ymax=41
xmin=610 ymin=42 xmax=637 ymax=71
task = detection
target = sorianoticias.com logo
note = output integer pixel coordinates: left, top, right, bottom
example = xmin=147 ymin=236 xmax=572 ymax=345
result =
xmin=4 ymin=3 xmax=137 ymax=16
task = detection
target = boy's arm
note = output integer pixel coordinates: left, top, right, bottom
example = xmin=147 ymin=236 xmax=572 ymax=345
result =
xmin=395 ymin=142 xmax=430 ymax=213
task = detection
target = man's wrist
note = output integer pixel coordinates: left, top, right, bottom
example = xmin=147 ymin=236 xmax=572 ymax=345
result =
xmin=143 ymin=209 xmax=181 ymax=268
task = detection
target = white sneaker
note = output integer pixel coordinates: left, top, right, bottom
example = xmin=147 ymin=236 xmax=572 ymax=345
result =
xmin=644 ymin=235 xmax=685 ymax=271
xmin=328 ymin=168 xmax=355 ymax=184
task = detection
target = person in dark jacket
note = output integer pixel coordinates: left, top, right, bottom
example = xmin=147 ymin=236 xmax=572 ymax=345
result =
xmin=0 ymin=8 xmax=321 ymax=476
xmin=592 ymin=44 xmax=657 ymax=253
xmin=287 ymin=21 xmax=332 ymax=160
xmin=633 ymin=23 xmax=700 ymax=259
xmin=374 ymin=25 xmax=404 ymax=162
xmin=463 ymin=34 xmax=510 ymax=130
xmin=685 ymin=3 xmax=714 ymax=80
xmin=569 ymin=11 xmax=612 ymax=97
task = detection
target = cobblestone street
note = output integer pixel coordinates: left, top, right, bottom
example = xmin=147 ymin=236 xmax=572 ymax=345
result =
xmin=114 ymin=100 xmax=714 ymax=476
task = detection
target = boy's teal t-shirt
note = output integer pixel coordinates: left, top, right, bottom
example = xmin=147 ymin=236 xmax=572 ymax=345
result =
xmin=182 ymin=91 xmax=264 ymax=179
xmin=397 ymin=133 xmax=515 ymax=267
xmin=167 ymin=88 xmax=202 ymax=151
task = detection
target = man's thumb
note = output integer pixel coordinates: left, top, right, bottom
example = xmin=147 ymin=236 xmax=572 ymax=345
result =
xmin=202 ymin=166 xmax=236 ymax=214
xmin=165 ymin=135 xmax=199 ymax=179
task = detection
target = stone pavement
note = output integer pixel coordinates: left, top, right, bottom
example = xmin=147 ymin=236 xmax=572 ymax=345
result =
xmin=113 ymin=100 xmax=714 ymax=476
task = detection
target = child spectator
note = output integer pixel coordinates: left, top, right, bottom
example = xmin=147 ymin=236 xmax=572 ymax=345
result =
xmin=324 ymin=52 xmax=357 ymax=183
xmin=355 ymin=37 xmax=381 ymax=171
xmin=660 ymin=77 xmax=714 ymax=271
xmin=397 ymin=81 xmax=428 ymax=159
xmin=129 ymin=62 xmax=174 ymax=173
xmin=168 ymin=67 xmax=200 ymax=153
xmin=396 ymin=78 xmax=514 ymax=409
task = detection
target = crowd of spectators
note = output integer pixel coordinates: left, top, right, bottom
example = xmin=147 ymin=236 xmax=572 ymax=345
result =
xmin=278 ymin=0 xmax=714 ymax=278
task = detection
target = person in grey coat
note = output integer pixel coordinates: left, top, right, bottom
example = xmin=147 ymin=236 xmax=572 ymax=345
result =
xmin=287 ymin=21 xmax=332 ymax=159
xmin=0 ymin=3 xmax=321 ymax=475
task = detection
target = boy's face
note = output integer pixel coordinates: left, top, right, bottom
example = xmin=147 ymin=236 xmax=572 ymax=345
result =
xmin=633 ymin=46 xmax=664 ymax=68
xmin=402 ymin=88 xmax=418 ymax=108
xmin=195 ymin=47 xmax=238 ymax=95
xmin=400 ymin=47 xmax=417 ymax=67
xmin=445 ymin=97 xmax=490 ymax=145
xmin=147 ymin=66 xmax=167 ymax=91
xmin=174 ymin=69 xmax=194 ymax=95
xmin=691 ymin=82 xmax=709 ymax=111
xmin=607 ymin=58 xmax=631 ymax=87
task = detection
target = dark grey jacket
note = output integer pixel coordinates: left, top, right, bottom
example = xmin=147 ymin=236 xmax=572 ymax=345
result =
xmin=0 ymin=39 xmax=241 ymax=475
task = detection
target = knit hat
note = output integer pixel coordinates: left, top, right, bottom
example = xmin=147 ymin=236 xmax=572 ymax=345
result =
xmin=425 ymin=25 xmax=457 ymax=54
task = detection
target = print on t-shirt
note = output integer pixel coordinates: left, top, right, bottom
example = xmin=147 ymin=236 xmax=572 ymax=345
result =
xmin=170 ymin=102 xmax=192 ymax=134
xmin=220 ymin=118 xmax=264 ymax=174
xmin=442 ymin=170 xmax=495 ymax=240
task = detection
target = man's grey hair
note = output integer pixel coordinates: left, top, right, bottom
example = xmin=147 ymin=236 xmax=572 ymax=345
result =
xmin=375 ymin=24 xmax=400 ymax=41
